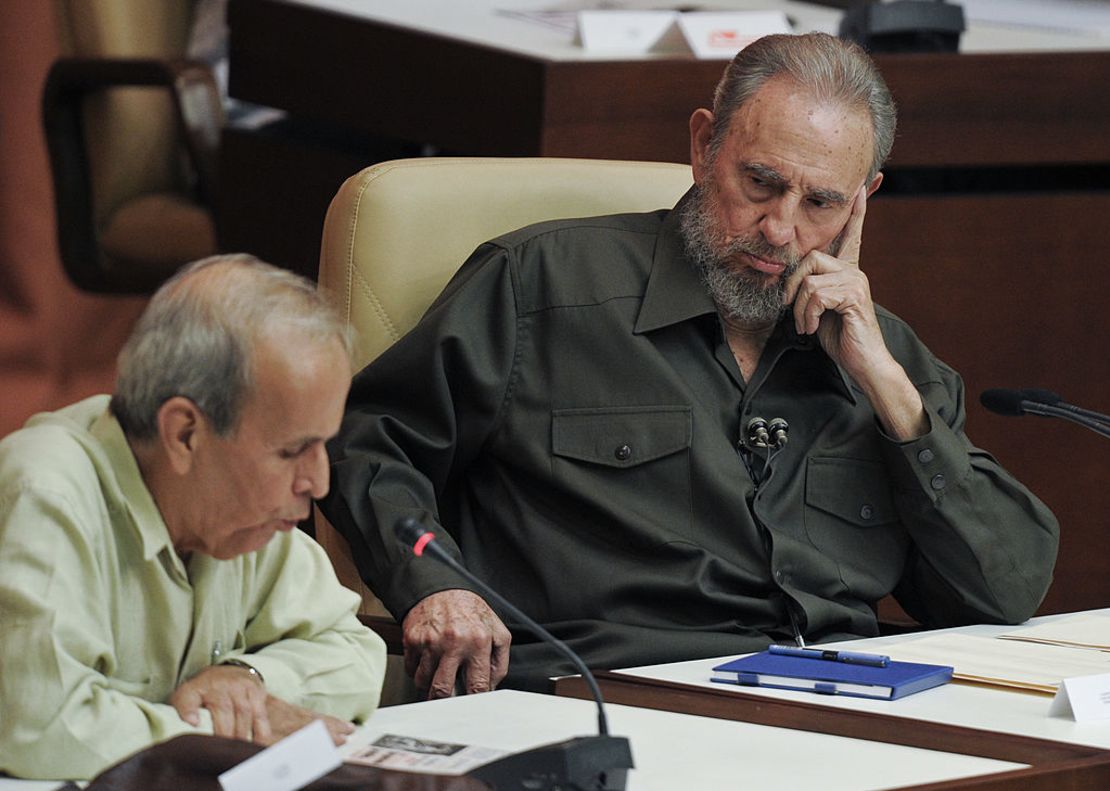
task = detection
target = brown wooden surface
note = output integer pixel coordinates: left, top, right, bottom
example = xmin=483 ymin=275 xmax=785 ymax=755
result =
xmin=227 ymin=0 xmax=1110 ymax=166
xmin=223 ymin=1 xmax=1110 ymax=616
xmin=83 ymin=733 xmax=487 ymax=790
xmin=863 ymin=192 xmax=1110 ymax=616
xmin=557 ymin=673 xmax=1110 ymax=790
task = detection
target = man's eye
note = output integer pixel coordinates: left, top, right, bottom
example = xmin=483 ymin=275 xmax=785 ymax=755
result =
xmin=279 ymin=446 xmax=306 ymax=460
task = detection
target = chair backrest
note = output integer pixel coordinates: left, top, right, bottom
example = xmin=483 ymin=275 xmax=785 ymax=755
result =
xmin=46 ymin=0 xmax=220 ymax=293
xmin=54 ymin=0 xmax=196 ymax=224
xmin=319 ymin=157 xmax=694 ymax=372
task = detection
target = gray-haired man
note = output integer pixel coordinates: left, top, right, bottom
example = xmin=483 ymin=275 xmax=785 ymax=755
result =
xmin=0 ymin=255 xmax=386 ymax=780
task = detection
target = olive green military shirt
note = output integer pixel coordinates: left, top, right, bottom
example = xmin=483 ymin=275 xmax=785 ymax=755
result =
xmin=325 ymin=198 xmax=1059 ymax=690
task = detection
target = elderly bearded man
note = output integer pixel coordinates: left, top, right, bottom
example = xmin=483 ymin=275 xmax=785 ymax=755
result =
xmin=323 ymin=33 xmax=1059 ymax=696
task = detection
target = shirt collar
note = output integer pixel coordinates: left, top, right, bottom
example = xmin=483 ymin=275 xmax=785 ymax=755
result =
xmin=635 ymin=189 xmax=719 ymax=334
xmin=89 ymin=408 xmax=178 ymax=563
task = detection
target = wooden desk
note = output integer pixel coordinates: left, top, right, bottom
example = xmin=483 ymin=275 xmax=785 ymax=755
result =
xmin=227 ymin=0 xmax=1110 ymax=165
xmin=556 ymin=674 xmax=1110 ymax=790
xmin=222 ymin=0 xmax=1110 ymax=616
xmin=341 ymin=690 xmax=1043 ymax=790
xmin=557 ymin=612 xmax=1110 ymax=788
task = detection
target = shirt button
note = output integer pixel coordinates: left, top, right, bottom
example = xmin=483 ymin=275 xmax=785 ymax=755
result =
xmin=860 ymin=504 xmax=875 ymax=521
xmin=918 ymin=448 xmax=935 ymax=464
xmin=930 ymin=473 xmax=946 ymax=491
xmin=614 ymin=444 xmax=632 ymax=461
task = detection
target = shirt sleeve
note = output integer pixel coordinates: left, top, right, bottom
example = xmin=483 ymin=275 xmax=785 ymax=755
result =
xmin=877 ymin=353 xmax=1060 ymax=627
xmin=321 ymin=242 xmax=521 ymax=620
xmin=228 ymin=530 xmax=387 ymax=723
xmin=0 ymin=486 xmax=213 ymax=780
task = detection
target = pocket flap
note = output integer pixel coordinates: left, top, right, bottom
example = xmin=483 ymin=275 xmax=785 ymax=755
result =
xmin=552 ymin=406 xmax=691 ymax=468
xmin=806 ymin=456 xmax=896 ymax=526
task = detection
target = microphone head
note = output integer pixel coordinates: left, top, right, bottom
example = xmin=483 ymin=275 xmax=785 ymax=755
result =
xmin=394 ymin=516 xmax=427 ymax=547
xmin=980 ymin=388 xmax=1064 ymax=416
xmin=1017 ymin=388 xmax=1062 ymax=406
xmin=979 ymin=388 xmax=1027 ymax=416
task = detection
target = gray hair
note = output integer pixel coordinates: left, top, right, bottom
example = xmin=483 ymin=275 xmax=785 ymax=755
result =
xmin=110 ymin=254 xmax=352 ymax=439
xmin=709 ymin=33 xmax=897 ymax=181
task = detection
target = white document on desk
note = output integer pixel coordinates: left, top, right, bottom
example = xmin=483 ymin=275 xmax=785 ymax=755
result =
xmin=575 ymin=10 xmax=792 ymax=57
xmin=884 ymin=633 xmax=1110 ymax=694
xmin=961 ymin=0 xmax=1110 ymax=39
xmin=343 ymin=732 xmax=507 ymax=775
xmin=998 ymin=612 xmax=1110 ymax=651
xmin=218 ymin=719 xmax=341 ymax=791
xmin=676 ymin=11 xmax=793 ymax=59
xmin=1050 ymin=672 xmax=1110 ymax=722
xmin=577 ymin=10 xmax=680 ymax=54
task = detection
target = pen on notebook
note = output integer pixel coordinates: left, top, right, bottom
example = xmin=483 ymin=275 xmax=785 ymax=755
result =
xmin=768 ymin=644 xmax=890 ymax=667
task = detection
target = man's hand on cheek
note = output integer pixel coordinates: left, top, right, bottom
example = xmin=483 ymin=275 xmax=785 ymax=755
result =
xmin=782 ymin=187 xmax=891 ymax=377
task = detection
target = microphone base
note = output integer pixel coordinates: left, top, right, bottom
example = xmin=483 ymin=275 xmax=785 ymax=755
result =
xmin=468 ymin=735 xmax=633 ymax=790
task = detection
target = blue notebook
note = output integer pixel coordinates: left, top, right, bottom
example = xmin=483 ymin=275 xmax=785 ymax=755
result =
xmin=711 ymin=651 xmax=953 ymax=700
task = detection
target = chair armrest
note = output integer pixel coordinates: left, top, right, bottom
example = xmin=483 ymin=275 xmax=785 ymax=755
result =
xmin=44 ymin=57 xmax=223 ymax=198
xmin=42 ymin=57 xmax=224 ymax=292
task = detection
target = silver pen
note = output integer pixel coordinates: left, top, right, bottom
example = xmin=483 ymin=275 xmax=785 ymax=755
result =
xmin=768 ymin=644 xmax=890 ymax=667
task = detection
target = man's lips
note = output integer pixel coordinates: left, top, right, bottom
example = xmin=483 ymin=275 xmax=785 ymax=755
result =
xmin=741 ymin=251 xmax=788 ymax=276
xmin=275 ymin=514 xmax=309 ymax=531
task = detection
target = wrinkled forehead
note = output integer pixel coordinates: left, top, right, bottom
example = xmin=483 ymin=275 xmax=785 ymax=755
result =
xmin=725 ymin=82 xmax=874 ymax=187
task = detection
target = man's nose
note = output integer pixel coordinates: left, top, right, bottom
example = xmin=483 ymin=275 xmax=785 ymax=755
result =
xmin=294 ymin=443 xmax=330 ymax=500
xmin=757 ymin=198 xmax=798 ymax=249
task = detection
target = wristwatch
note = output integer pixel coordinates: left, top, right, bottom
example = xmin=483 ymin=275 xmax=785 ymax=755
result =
xmin=221 ymin=658 xmax=265 ymax=686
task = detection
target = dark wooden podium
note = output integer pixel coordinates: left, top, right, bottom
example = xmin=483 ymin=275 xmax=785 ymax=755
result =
xmin=78 ymin=733 xmax=486 ymax=790
xmin=222 ymin=0 xmax=1110 ymax=617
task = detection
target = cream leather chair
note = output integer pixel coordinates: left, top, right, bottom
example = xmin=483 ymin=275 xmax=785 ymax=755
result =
xmin=316 ymin=157 xmax=692 ymax=699
xmin=44 ymin=0 xmax=221 ymax=293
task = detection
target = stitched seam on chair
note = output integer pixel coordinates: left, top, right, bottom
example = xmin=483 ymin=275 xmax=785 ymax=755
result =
xmin=351 ymin=267 xmax=400 ymax=343
xmin=345 ymin=170 xmax=400 ymax=342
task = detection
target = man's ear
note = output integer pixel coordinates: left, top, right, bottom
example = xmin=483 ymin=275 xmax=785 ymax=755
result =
xmin=157 ymin=397 xmax=204 ymax=475
xmin=866 ymin=171 xmax=883 ymax=197
xmin=689 ymin=108 xmax=715 ymax=185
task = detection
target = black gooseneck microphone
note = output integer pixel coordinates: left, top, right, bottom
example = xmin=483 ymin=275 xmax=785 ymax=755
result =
xmin=980 ymin=388 xmax=1110 ymax=439
xmin=394 ymin=517 xmax=634 ymax=791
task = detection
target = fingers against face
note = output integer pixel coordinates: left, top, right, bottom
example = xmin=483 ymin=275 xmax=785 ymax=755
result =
xmin=785 ymin=186 xmax=871 ymax=333
xmin=793 ymin=269 xmax=870 ymax=336
xmin=838 ymin=185 xmax=869 ymax=265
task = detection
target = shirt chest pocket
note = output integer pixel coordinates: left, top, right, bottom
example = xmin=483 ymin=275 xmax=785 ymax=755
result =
xmin=803 ymin=456 xmax=907 ymax=595
xmin=552 ymin=406 xmax=691 ymax=467
xmin=551 ymin=406 xmax=693 ymax=539
xmin=806 ymin=456 xmax=897 ymax=528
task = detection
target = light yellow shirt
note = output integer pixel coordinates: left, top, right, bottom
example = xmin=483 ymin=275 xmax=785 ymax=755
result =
xmin=0 ymin=396 xmax=386 ymax=780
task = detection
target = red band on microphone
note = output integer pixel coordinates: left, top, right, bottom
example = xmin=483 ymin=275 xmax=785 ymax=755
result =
xmin=413 ymin=532 xmax=435 ymax=557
